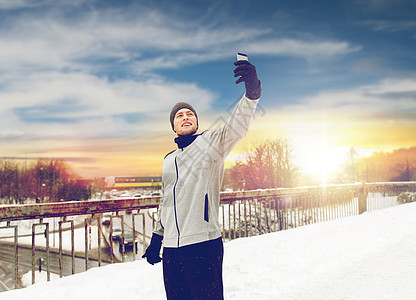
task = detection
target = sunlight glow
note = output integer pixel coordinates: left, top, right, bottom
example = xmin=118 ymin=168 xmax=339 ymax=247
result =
xmin=301 ymin=146 xmax=345 ymax=184
xmin=292 ymin=122 xmax=346 ymax=184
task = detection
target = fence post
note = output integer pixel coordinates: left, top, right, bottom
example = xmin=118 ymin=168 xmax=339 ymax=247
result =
xmin=358 ymin=182 xmax=368 ymax=214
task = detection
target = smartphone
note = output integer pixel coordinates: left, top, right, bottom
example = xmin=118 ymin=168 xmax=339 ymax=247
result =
xmin=237 ymin=53 xmax=248 ymax=61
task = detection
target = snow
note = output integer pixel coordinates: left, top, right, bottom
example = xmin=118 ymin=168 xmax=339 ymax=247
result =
xmin=3 ymin=202 xmax=416 ymax=300
xmin=21 ymin=271 xmax=61 ymax=288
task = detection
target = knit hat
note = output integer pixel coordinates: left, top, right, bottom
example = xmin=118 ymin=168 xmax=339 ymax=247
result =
xmin=170 ymin=102 xmax=198 ymax=131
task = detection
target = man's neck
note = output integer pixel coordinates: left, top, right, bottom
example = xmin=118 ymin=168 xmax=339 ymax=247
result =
xmin=174 ymin=133 xmax=199 ymax=149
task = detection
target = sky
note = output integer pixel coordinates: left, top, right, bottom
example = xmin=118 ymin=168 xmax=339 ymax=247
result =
xmin=0 ymin=0 xmax=416 ymax=178
xmin=4 ymin=201 xmax=416 ymax=299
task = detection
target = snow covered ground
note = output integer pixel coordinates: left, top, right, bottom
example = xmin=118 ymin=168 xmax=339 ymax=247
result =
xmin=3 ymin=202 xmax=416 ymax=300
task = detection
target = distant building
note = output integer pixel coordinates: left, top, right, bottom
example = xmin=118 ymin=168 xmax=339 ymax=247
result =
xmin=105 ymin=176 xmax=162 ymax=190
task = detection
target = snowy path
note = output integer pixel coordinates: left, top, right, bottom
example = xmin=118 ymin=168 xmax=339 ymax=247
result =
xmin=3 ymin=202 xmax=416 ymax=300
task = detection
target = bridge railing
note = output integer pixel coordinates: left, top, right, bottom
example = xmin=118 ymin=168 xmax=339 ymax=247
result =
xmin=0 ymin=181 xmax=415 ymax=291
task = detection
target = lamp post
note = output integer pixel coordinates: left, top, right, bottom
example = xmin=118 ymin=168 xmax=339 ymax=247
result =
xmin=41 ymin=183 xmax=46 ymax=202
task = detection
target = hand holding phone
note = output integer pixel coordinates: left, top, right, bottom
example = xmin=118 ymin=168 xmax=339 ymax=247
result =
xmin=234 ymin=53 xmax=261 ymax=99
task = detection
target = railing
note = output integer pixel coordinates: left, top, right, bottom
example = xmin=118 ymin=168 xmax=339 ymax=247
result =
xmin=0 ymin=182 xmax=415 ymax=291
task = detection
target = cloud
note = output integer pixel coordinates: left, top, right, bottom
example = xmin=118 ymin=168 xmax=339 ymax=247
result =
xmin=0 ymin=0 xmax=47 ymax=10
xmin=284 ymin=78 xmax=416 ymax=120
xmin=0 ymin=2 xmax=360 ymax=75
xmin=0 ymin=0 xmax=89 ymax=10
xmin=355 ymin=0 xmax=416 ymax=12
xmin=0 ymin=1 xmax=361 ymax=141
xmin=361 ymin=20 xmax=416 ymax=32
xmin=0 ymin=70 xmax=216 ymax=144
xmin=250 ymin=77 xmax=416 ymax=137
xmin=244 ymin=39 xmax=360 ymax=61
xmin=0 ymin=5 xmax=268 ymax=72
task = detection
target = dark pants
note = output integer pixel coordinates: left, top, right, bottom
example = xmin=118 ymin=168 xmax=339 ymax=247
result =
xmin=162 ymin=238 xmax=224 ymax=300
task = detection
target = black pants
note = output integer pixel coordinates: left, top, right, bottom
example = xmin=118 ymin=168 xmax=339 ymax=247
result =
xmin=162 ymin=238 xmax=224 ymax=300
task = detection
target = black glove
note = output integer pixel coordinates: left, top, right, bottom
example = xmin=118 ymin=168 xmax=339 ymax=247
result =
xmin=234 ymin=60 xmax=261 ymax=100
xmin=142 ymin=233 xmax=163 ymax=265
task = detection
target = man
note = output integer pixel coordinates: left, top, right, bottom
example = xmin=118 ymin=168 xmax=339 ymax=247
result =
xmin=142 ymin=57 xmax=261 ymax=299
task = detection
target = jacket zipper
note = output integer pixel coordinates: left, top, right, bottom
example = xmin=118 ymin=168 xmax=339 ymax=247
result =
xmin=173 ymin=156 xmax=181 ymax=247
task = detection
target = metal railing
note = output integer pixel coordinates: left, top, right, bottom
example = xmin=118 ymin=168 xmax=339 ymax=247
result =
xmin=0 ymin=181 xmax=415 ymax=291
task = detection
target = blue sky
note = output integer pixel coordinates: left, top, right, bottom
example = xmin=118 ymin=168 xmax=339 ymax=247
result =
xmin=0 ymin=0 xmax=415 ymax=178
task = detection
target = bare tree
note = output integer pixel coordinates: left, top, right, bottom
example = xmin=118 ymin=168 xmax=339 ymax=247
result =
xmin=225 ymin=139 xmax=297 ymax=190
xmin=391 ymin=158 xmax=415 ymax=182
xmin=0 ymin=158 xmax=92 ymax=204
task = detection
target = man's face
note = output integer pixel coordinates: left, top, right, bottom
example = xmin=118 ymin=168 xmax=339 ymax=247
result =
xmin=173 ymin=108 xmax=198 ymax=136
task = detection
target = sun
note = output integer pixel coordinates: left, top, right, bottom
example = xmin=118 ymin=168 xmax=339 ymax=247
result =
xmin=293 ymin=132 xmax=347 ymax=185
xmin=302 ymin=147 xmax=345 ymax=182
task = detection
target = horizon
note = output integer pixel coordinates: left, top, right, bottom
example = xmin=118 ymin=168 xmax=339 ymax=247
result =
xmin=1 ymin=0 xmax=415 ymax=181
xmin=2 ymin=145 xmax=416 ymax=182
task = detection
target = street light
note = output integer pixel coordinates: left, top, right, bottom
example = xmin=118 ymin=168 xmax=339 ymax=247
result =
xmin=41 ymin=183 xmax=46 ymax=202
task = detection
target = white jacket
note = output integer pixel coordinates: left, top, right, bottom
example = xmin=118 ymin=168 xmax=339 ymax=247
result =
xmin=154 ymin=95 xmax=259 ymax=248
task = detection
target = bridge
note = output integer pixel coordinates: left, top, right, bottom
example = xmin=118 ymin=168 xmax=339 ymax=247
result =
xmin=0 ymin=181 xmax=415 ymax=291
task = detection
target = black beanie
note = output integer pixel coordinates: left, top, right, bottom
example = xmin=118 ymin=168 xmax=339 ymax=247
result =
xmin=170 ymin=102 xmax=198 ymax=131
